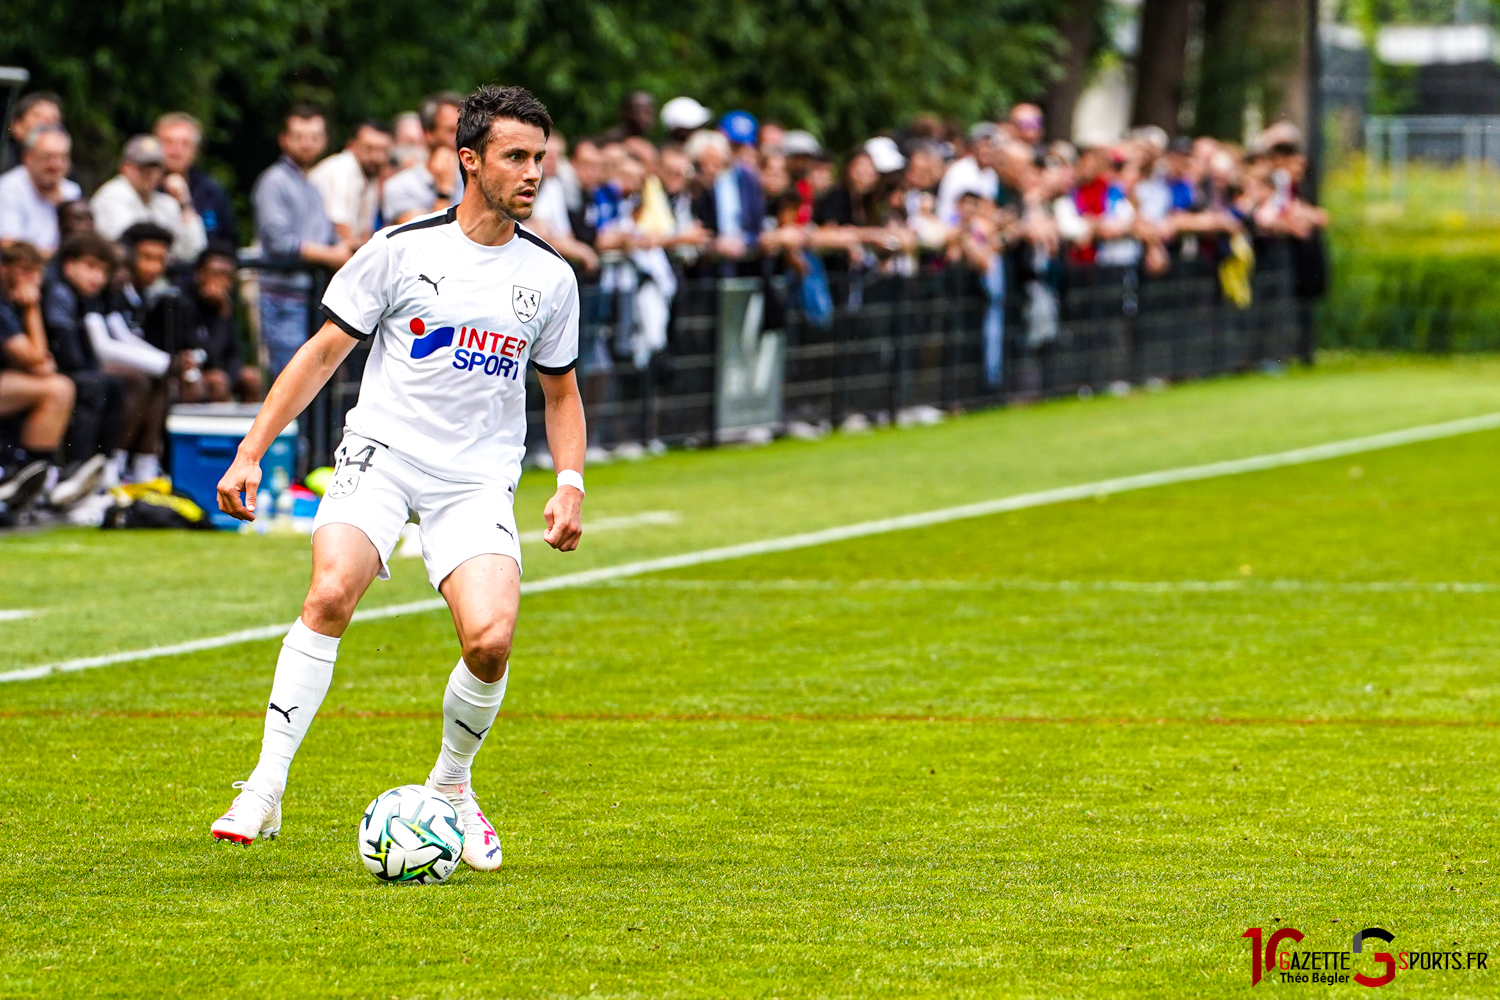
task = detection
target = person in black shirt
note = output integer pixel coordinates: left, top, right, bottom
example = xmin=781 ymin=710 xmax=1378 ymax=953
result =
xmin=42 ymin=234 xmax=131 ymax=474
xmin=814 ymin=149 xmax=881 ymax=228
xmin=175 ymin=244 xmax=261 ymax=402
xmin=118 ymin=221 xmax=178 ymax=331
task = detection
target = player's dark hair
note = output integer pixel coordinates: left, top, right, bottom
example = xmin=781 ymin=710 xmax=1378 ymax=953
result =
xmin=456 ymin=85 xmax=552 ymax=170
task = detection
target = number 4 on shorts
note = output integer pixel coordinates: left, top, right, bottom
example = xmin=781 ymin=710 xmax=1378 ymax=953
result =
xmin=346 ymin=445 xmax=376 ymax=472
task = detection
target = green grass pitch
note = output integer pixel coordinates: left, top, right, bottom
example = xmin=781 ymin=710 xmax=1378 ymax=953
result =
xmin=3 ymin=354 xmax=1500 ymax=998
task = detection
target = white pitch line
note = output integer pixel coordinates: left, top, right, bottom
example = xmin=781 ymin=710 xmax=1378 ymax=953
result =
xmin=0 ymin=609 xmax=37 ymax=622
xmin=587 ymin=578 xmax=1500 ymax=594
xmin=6 ymin=409 xmax=1500 ymax=684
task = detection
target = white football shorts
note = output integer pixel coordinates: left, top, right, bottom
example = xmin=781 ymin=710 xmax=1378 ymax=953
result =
xmin=312 ymin=432 xmax=522 ymax=590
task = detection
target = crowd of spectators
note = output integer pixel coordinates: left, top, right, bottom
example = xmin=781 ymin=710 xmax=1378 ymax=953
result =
xmin=0 ymin=85 xmax=1327 ymax=520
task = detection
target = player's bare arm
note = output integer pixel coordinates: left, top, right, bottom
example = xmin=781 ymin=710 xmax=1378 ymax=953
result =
xmin=538 ymin=368 xmax=585 ymax=551
xmin=216 ymin=321 xmax=357 ymax=520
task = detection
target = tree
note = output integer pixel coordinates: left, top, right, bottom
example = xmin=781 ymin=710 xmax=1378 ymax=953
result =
xmin=0 ymin=0 xmax=1066 ymax=240
xmin=1130 ymin=0 xmax=1193 ymax=134
xmin=1042 ymin=0 xmax=1106 ymax=142
xmin=1193 ymin=0 xmax=1305 ymax=140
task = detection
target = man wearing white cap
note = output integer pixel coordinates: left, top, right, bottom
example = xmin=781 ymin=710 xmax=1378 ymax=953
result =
xmin=661 ymin=97 xmax=713 ymax=143
xmin=90 ymin=135 xmax=207 ymax=263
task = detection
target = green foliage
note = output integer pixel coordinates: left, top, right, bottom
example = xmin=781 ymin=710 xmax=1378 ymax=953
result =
xmin=1192 ymin=0 xmax=1303 ymax=140
xmin=1320 ymin=161 xmax=1500 ymax=352
xmin=0 ymin=0 xmax=1063 ymax=226
xmin=1322 ymin=233 xmax=1500 ymax=351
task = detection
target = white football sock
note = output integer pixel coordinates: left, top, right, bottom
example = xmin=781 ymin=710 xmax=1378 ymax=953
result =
xmin=246 ymin=618 xmax=339 ymax=797
xmin=430 ymin=659 xmax=507 ymax=787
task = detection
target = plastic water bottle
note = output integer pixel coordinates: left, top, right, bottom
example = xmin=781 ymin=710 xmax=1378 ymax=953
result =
xmin=271 ymin=467 xmax=294 ymax=533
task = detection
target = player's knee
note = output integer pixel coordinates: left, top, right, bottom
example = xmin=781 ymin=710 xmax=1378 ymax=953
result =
xmin=461 ymin=625 xmax=512 ymax=675
xmin=302 ymin=581 xmax=358 ymax=633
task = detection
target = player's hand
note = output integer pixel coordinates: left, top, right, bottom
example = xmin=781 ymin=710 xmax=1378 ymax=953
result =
xmin=542 ymin=487 xmax=583 ymax=551
xmin=217 ymin=451 xmax=262 ymax=521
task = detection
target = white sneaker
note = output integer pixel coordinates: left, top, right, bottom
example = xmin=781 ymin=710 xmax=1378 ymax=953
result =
xmin=427 ymin=776 xmax=502 ymax=870
xmin=210 ymin=781 xmax=282 ymax=845
xmin=48 ymin=454 xmax=107 ymax=508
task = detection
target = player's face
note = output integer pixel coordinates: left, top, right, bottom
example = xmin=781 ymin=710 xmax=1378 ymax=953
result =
xmin=464 ymin=119 xmax=546 ymax=222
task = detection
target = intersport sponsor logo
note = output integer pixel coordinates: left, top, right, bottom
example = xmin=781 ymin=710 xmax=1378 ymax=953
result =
xmin=408 ymin=317 xmax=526 ymax=381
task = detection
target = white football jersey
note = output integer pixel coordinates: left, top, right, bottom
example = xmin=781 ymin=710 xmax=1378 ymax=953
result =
xmin=320 ymin=207 xmax=579 ymax=488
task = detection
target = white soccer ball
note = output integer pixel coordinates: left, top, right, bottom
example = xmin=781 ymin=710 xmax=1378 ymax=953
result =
xmin=357 ymin=784 xmax=464 ymax=884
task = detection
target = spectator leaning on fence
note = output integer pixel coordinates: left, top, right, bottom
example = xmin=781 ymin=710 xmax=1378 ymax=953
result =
xmin=252 ymin=105 xmax=351 ymax=380
xmin=90 ymin=135 xmax=208 ymax=264
xmin=529 ymin=132 xmax=600 ymax=272
xmin=309 ymin=119 xmax=392 ymax=245
xmin=936 ymin=123 xmax=1000 ymax=227
xmin=0 ymin=241 xmax=82 ymax=509
xmin=154 ymin=112 xmax=236 ymax=245
xmin=382 ymin=92 xmax=464 ymax=225
xmin=687 ymin=129 xmax=761 ymax=266
xmin=0 ymin=125 xmax=81 ymax=256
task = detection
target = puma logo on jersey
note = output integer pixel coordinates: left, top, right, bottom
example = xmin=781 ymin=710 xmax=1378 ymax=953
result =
xmin=268 ymin=703 xmax=297 ymax=723
xmin=417 ymin=274 xmax=444 ymax=295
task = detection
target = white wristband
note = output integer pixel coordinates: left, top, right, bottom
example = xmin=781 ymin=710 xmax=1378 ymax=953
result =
xmin=556 ymin=469 xmax=585 ymax=494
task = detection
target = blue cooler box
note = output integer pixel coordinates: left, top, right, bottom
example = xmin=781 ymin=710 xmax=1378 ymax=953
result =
xmin=167 ymin=404 xmax=298 ymax=530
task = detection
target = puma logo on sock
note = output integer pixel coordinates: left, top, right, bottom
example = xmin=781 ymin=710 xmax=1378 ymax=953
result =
xmin=268 ymin=703 xmax=297 ymax=723
xmin=454 ymin=718 xmax=490 ymax=739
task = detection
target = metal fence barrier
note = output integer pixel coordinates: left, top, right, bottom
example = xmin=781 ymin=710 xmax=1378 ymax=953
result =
xmin=244 ymin=241 xmax=1308 ymax=472
xmin=1363 ymin=114 xmax=1500 ymax=215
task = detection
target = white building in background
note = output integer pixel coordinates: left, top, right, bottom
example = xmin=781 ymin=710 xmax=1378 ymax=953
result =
xmin=1376 ymin=24 xmax=1498 ymax=65
xmin=1071 ymin=0 xmax=1139 ymax=147
xmin=1073 ymin=64 xmax=1134 ymax=148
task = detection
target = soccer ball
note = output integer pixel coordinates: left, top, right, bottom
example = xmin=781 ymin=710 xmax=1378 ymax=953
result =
xmin=357 ymin=785 xmax=464 ymax=884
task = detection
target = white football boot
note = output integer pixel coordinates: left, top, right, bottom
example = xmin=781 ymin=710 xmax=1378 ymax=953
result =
xmin=210 ymin=781 xmax=282 ymax=845
xmin=427 ymin=776 xmax=502 ymax=870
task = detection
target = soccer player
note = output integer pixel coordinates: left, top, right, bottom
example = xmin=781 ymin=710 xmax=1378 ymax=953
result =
xmin=209 ymin=86 xmax=584 ymax=872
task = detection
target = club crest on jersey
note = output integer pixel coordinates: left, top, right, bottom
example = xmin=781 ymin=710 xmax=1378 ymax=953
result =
xmin=512 ymin=285 xmax=541 ymax=323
